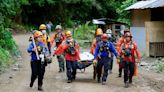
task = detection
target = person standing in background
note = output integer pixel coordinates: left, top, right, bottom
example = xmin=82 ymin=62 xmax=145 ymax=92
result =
xmin=46 ymin=21 xmax=53 ymax=35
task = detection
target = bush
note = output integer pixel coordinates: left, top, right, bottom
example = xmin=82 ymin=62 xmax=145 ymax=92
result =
xmin=0 ymin=0 xmax=20 ymax=73
xmin=74 ymin=22 xmax=96 ymax=40
xmin=0 ymin=27 xmax=19 ymax=55
xmin=157 ymin=63 xmax=164 ymax=73
xmin=65 ymin=19 xmax=75 ymax=28
xmin=0 ymin=47 xmax=13 ymax=73
xmin=73 ymin=22 xmax=96 ymax=48
xmin=0 ymin=23 xmax=20 ymax=73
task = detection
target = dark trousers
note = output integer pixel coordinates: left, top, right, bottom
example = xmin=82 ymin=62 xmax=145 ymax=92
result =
xmin=30 ymin=61 xmax=45 ymax=86
xmin=109 ymin=57 xmax=113 ymax=71
xmin=66 ymin=60 xmax=77 ymax=80
xmin=119 ymin=57 xmax=123 ymax=76
xmin=57 ymin=55 xmax=65 ymax=71
xmin=96 ymin=57 xmax=111 ymax=82
xmin=123 ymin=61 xmax=135 ymax=83
xmin=47 ymin=42 xmax=51 ymax=54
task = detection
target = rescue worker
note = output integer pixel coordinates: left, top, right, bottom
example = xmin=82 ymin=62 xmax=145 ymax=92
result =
xmin=51 ymin=25 xmax=66 ymax=72
xmin=106 ymin=29 xmax=117 ymax=45
xmin=93 ymin=33 xmax=119 ymax=85
xmin=117 ymin=28 xmax=130 ymax=77
xmin=39 ymin=24 xmax=51 ymax=54
xmin=106 ymin=29 xmax=116 ymax=73
xmin=27 ymin=31 xmax=49 ymax=91
xmin=90 ymin=28 xmax=103 ymax=80
xmin=54 ymin=31 xmax=80 ymax=83
xmin=119 ymin=32 xmax=140 ymax=88
xmin=90 ymin=28 xmax=103 ymax=55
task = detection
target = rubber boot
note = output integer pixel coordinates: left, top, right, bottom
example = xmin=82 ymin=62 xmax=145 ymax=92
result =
xmin=38 ymin=85 xmax=43 ymax=91
xmin=102 ymin=81 xmax=106 ymax=85
xmin=124 ymin=82 xmax=129 ymax=88
xmin=67 ymin=80 xmax=72 ymax=83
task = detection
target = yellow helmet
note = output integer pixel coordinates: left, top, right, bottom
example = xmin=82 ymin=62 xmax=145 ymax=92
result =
xmin=39 ymin=24 xmax=46 ymax=30
xmin=96 ymin=28 xmax=103 ymax=36
xmin=34 ymin=31 xmax=43 ymax=38
xmin=65 ymin=31 xmax=72 ymax=37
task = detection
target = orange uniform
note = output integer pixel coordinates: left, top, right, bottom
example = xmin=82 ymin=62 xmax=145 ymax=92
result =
xmin=120 ymin=41 xmax=140 ymax=62
xmin=120 ymin=41 xmax=141 ymax=76
xmin=117 ymin=37 xmax=126 ymax=54
xmin=54 ymin=40 xmax=80 ymax=61
xmin=51 ymin=32 xmax=66 ymax=47
xmin=90 ymin=36 xmax=102 ymax=55
xmin=90 ymin=38 xmax=97 ymax=54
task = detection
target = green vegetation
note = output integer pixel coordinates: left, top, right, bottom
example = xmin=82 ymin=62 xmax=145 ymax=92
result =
xmin=74 ymin=22 xmax=96 ymax=40
xmin=116 ymin=0 xmax=137 ymax=25
xmin=0 ymin=0 xmax=136 ymax=28
xmin=157 ymin=62 xmax=164 ymax=73
xmin=73 ymin=22 xmax=96 ymax=48
xmin=0 ymin=0 xmax=20 ymax=73
xmin=0 ymin=0 xmax=137 ymax=72
xmin=158 ymin=64 xmax=164 ymax=73
xmin=0 ymin=47 xmax=13 ymax=73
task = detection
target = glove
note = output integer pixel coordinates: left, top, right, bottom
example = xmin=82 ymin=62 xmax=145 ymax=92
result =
xmin=54 ymin=46 xmax=57 ymax=51
xmin=37 ymin=46 xmax=43 ymax=52
xmin=45 ymin=56 xmax=52 ymax=64
xmin=136 ymin=59 xmax=141 ymax=64
xmin=116 ymin=56 xmax=120 ymax=64
xmin=122 ymin=50 xmax=125 ymax=54
xmin=117 ymin=59 xmax=120 ymax=64
xmin=93 ymin=59 xmax=97 ymax=66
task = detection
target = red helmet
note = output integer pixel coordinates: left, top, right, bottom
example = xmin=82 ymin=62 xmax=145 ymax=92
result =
xmin=125 ymin=32 xmax=132 ymax=38
xmin=123 ymin=28 xmax=130 ymax=35
xmin=101 ymin=34 xmax=108 ymax=39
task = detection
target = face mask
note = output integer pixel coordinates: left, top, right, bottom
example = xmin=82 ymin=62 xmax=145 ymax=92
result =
xmin=108 ymin=34 xmax=112 ymax=38
xmin=68 ymin=38 xmax=73 ymax=42
xmin=42 ymin=30 xmax=46 ymax=34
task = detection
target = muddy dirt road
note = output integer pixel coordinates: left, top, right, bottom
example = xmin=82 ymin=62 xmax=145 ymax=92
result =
xmin=0 ymin=34 xmax=160 ymax=92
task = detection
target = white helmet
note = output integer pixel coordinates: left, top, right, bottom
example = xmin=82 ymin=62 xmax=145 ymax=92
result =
xmin=55 ymin=25 xmax=62 ymax=30
xmin=106 ymin=29 xmax=112 ymax=34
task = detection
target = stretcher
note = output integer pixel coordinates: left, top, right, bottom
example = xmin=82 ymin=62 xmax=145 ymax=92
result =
xmin=77 ymin=52 xmax=97 ymax=79
xmin=77 ymin=52 xmax=94 ymax=69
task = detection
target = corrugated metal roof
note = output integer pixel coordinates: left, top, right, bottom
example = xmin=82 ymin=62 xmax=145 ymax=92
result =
xmin=125 ymin=0 xmax=164 ymax=10
xmin=93 ymin=18 xmax=128 ymax=25
xmin=92 ymin=19 xmax=106 ymax=25
xmin=144 ymin=0 xmax=164 ymax=8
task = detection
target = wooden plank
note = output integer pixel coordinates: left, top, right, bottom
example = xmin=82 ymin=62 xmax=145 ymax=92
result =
xmin=145 ymin=21 xmax=164 ymax=57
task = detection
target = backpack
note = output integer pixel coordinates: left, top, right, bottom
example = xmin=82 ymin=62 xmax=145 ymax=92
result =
xmin=55 ymin=33 xmax=63 ymax=43
xmin=122 ymin=42 xmax=133 ymax=57
xmin=99 ymin=41 xmax=110 ymax=52
xmin=66 ymin=39 xmax=77 ymax=55
xmin=98 ymin=41 xmax=112 ymax=58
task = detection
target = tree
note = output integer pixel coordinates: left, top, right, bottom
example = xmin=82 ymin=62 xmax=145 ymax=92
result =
xmin=116 ymin=0 xmax=137 ymax=25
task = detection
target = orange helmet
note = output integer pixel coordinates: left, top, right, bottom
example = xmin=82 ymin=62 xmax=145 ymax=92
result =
xmin=65 ymin=31 xmax=72 ymax=37
xmin=39 ymin=24 xmax=46 ymax=30
xmin=96 ymin=28 xmax=103 ymax=36
xmin=34 ymin=31 xmax=43 ymax=38
xmin=101 ymin=34 xmax=108 ymax=39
